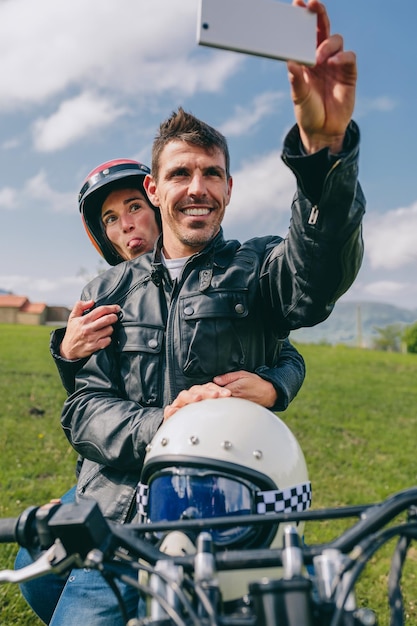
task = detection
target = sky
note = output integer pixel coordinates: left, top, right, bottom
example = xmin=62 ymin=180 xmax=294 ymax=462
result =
xmin=1 ymin=0 xmax=417 ymax=312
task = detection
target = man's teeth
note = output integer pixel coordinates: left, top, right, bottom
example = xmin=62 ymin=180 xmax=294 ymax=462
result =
xmin=183 ymin=208 xmax=210 ymax=216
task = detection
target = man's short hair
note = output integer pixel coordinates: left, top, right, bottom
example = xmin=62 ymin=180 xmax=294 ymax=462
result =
xmin=151 ymin=107 xmax=230 ymax=181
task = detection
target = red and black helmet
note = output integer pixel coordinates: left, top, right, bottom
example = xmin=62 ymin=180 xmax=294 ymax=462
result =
xmin=78 ymin=158 xmax=160 ymax=266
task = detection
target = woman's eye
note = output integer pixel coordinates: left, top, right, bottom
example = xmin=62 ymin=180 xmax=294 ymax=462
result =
xmin=130 ymin=203 xmax=141 ymax=213
xmin=104 ymin=215 xmax=117 ymax=226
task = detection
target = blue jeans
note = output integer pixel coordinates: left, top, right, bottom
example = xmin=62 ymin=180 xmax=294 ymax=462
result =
xmin=48 ymin=567 xmax=140 ymax=626
xmin=15 ymin=487 xmax=141 ymax=625
xmin=15 ymin=486 xmax=76 ymax=623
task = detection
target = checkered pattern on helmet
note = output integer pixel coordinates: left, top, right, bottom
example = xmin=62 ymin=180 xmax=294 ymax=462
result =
xmin=255 ymin=481 xmax=312 ymax=515
xmin=136 ymin=482 xmax=149 ymax=521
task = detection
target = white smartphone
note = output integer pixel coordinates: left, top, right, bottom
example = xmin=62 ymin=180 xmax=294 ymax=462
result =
xmin=197 ymin=0 xmax=316 ymax=66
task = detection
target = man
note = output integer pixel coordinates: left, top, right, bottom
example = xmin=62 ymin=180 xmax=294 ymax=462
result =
xmin=52 ymin=158 xmax=305 ymax=406
xmin=49 ymin=1 xmax=365 ymax=622
xmin=16 ymin=158 xmax=305 ymax=625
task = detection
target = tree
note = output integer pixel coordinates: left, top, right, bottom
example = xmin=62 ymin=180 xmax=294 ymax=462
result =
xmin=403 ymin=321 xmax=417 ymax=353
xmin=372 ymin=324 xmax=403 ymax=352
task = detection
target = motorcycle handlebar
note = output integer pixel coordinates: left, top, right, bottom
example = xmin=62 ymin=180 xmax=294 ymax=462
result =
xmin=1 ymin=486 xmax=416 ymax=568
xmin=0 ymin=487 xmax=416 ymax=626
xmin=0 ymin=518 xmax=18 ymax=544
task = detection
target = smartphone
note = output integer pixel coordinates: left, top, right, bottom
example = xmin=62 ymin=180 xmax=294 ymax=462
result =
xmin=197 ymin=0 xmax=316 ymax=66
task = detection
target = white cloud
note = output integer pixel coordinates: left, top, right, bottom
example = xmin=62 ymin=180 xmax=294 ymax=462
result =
xmin=0 ymin=0 xmax=241 ymax=110
xmin=0 ymin=170 xmax=87 ymax=214
xmin=223 ymin=149 xmax=295 ymax=236
xmin=32 ymin=92 xmax=128 ymax=152
xmin=0 ymin=187 xmax=18 ymax=210
xmin=133 ymin=53 xmax=242 ymax=98
xmin=219 ymin=91 xmax=285 ymax=137
xmin=365 ymin=202 xmax=417 ymax=269
xmin=0 ymin=0 xmax=243 ymax=154
xmin=356 ymin=95 xmax=398 ymax=118
xmin=24 ymin=172 xmax=74 ymax=212
xmin=363 ymin=280 xmax=409 ymax=298
xmin=0 ymin=274 xmax=84 ymax=302
xmin=1 ymin=137 xmax=20 ymax=150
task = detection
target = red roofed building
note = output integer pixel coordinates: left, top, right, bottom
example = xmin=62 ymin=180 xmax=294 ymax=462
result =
xmin=0 ymin=294 xmax=70 ymax=325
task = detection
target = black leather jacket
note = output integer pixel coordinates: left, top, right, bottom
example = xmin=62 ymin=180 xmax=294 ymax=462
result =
xmin=51 ymin=330 xmax=305 ymax=521
xmin=51 ymin=329 xmax=305 ymax=412
xmin=59 ymin=122 xmax=365 ymax=522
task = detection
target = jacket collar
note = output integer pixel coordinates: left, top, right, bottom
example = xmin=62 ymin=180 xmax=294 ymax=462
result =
xmin=151 ymin=229 xmax=230 ymax=266
xmin=149 ymin=229 xmax=236 ymax=287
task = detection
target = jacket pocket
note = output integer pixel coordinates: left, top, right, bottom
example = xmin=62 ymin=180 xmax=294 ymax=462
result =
xmin=115 ymin=323 xmax=164 ymax=405
xmin=178 ymin=290 xmax=249 ymax=379
xmin=76 ymin=459 xmax=140 ymax=523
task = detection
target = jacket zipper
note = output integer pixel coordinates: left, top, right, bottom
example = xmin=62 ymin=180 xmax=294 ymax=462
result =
xmin=308 ymin=205 xmax=319 ymax=225
xmin=166 ymin=278 xmax=179 ymax=404
xmin=164 ymin=250 xmax=210 ymax=403
xmin=282 ymin=155 xmax=342 ymax=226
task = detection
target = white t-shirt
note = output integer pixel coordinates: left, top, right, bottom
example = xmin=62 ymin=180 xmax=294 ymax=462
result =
xmin=161 ymin=253 xmax=189 ymax=281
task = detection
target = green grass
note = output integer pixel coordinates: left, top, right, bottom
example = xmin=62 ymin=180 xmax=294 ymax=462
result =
xmin=283 ymin=343 xmax=417 ymax=624
xmin=0 ymin=325 xmax=416 ymax=624
xmin=0 ymin=325 xmax=76 ymax=625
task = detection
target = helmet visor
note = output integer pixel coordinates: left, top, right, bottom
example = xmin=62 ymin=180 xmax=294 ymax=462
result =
xmin=147 ymin=468 xmax=259 ymax=546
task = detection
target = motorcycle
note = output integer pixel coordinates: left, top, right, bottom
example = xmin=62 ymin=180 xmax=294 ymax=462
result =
xmin=0 ymin=485 xmax=416 ymax=625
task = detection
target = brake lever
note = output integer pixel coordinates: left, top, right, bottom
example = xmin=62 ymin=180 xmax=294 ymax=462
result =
xmin=0 ymin=540 xmax=82 ymax=584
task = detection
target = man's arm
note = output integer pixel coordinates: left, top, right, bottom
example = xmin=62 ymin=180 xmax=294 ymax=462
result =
xmin=54 ymin=302 xmax=305 ymax=411
xmin=263 ymin=2 xmax=364 ymax=330
xmin=213 ymin=338 xmax=305 ymax=411
xmin=165 ymin=339 xmax=305 ymax=418
xmin=255 ymin=337 xmax=305 ymax=411
xmin=267 ymin=122 xmax=365 ymax=331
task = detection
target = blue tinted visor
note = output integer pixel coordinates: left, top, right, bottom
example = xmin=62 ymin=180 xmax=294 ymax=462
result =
xmin=147 ymin=469 xmax=259 ymax=547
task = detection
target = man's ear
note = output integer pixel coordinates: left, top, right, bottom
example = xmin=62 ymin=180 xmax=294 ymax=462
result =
xmin=226 ymin=176 xmax=233 ymax=206
xmin=144 ymin=174 xmax=158 ymax=206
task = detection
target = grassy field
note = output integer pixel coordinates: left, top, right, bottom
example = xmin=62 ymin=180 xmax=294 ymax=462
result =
xmin=0 ymin=323 xmax=416 ymax=624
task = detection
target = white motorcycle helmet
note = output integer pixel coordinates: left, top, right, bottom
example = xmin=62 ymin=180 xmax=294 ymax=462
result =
xmin=137 ymin=397 xmax=311 ymax=602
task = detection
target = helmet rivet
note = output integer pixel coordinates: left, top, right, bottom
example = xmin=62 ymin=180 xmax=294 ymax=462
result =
xmin=145 ymin=443 xmax=152 ymax=453
xmin=253 ymin=450 xmax=263 ymax=460
xmin=221 ymin=440 xmax=232 ymax=450
xmin=103 ymin=168 xmax=110 ymax=176
xmin=161 ymin=438 xmax=169 ymax=447
xmin=188 ymin=435 xmax=199 ymax=445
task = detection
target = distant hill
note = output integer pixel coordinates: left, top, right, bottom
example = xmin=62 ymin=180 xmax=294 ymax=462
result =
xmin=290 ymin=301 xmax=417 ymax=347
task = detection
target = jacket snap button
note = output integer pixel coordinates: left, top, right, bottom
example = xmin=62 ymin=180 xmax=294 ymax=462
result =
xmin=148 ymin=339 xmax=158 ymax=349
xmin=184 ymin=306 xmax=194 ymax=316
xmin=234 ymin=303 xmax=245 ymax=314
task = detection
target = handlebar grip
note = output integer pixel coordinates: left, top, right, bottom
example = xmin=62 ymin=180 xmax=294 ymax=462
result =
xmin=0 ymin=518 xmax=18 ymax=543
